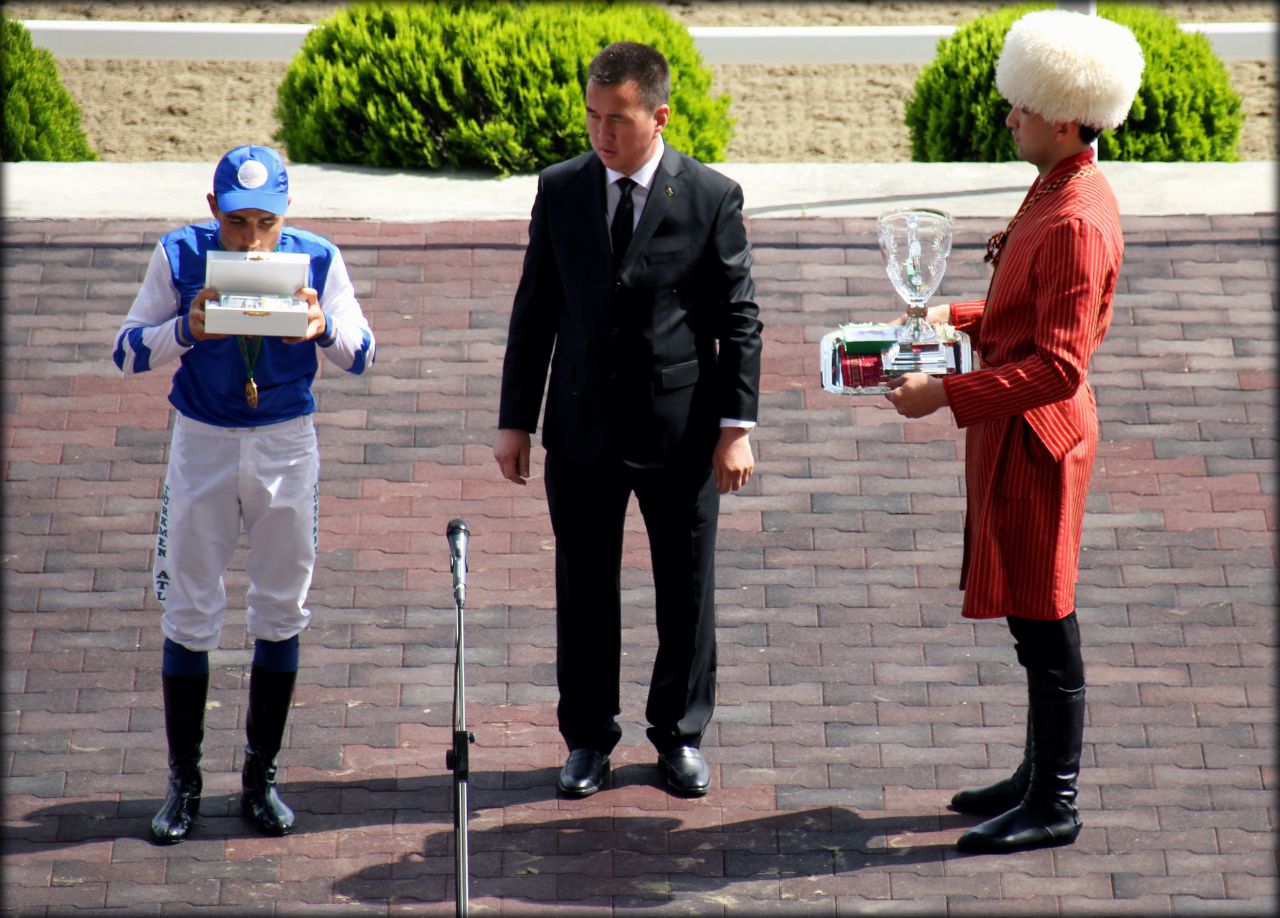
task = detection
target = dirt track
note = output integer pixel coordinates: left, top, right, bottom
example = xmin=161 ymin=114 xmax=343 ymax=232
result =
xmin=8 ymin=1 xmax=1275 ymax=164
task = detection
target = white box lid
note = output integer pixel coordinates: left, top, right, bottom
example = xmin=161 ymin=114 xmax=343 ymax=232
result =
xmin=205 ymin=250 xmax=310 ymax=297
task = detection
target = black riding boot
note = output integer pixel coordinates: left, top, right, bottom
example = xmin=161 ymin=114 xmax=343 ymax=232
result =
xmin=241 ymin=666 xmax=297 ymax=836
xmin=950 ymin=715 xmax=1032 ymax=816
xmin=957 ymin=677 xmax=1084 ymax=853
xmin=151 ymin=672 xmax=208 ymax=844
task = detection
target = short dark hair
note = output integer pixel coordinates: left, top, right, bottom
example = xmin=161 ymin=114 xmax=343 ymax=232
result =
xmin=1078 ymin=123 xmax=1102 ymax=144
xmin=587 ymin=41 xmax=670 ymax=111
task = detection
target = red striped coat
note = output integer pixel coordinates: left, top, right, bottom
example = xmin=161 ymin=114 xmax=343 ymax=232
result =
xmin=941 ymin=150 xmax=1124 ymax=621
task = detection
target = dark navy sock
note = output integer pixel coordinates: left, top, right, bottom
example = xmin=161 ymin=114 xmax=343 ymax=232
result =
xmin=252 ymin=635 xmax=299 ymax=673
xmin=162 ymin=637 xmax=209 ymax=677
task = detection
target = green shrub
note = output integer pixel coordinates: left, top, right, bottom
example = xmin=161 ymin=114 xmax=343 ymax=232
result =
xmin=275 ymin=0 xmax=732 ymax=176
xmin=1 ymin=14 xmax=97 ymax=162
xmin=904 ymin=2 xmax=1243 ymax=162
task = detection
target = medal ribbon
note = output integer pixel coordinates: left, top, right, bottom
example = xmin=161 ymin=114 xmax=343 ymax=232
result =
xmin=237 ymin=334 xmax=263 ymax=408
xmin=984 ymin=162 xmax=1097 ymax=268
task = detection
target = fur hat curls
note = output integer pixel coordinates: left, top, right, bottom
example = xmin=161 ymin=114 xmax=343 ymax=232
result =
xmin=995 ymin=10 xmax=1145 ymax=130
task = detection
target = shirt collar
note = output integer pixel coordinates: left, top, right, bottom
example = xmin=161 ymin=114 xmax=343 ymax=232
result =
xmin=604 ymin=136 xmax=665 ymax=191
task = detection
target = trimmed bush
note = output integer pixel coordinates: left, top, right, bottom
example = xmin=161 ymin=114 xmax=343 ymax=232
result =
xmin=1 ymin=14 xmax=97 ymax=162
xmin=905 ymin=2 xmax=1243 ymax=162
xmin=275 ymin=1 xmax=732 ymax=175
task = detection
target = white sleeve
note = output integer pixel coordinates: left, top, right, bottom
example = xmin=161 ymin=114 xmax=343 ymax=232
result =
xmin=316 ymin=248 xmax=376 ymax=374
xmin=112 ymin=243 xmax=192 ymax=374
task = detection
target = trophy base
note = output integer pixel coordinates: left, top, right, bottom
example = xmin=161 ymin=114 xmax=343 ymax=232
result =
xmin=820 ymin=323 xmax=975 ymax=395
xmin=883 ymin=341 xmax=951 ymax=376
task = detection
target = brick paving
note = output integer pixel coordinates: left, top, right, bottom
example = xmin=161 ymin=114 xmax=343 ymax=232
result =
xmin=2 ymin=212 xmax=1275 ymax=916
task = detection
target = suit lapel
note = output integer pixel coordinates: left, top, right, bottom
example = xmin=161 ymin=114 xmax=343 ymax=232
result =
xmin=565 ymin=154 xmax=613 ymax=290
xmin=580 ymin=155 xmax=611 ymax=258
xmin=621 ymin=145 xmax=683 ymax=274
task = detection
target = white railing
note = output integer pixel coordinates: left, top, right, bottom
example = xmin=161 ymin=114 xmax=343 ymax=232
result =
xmin=20 ymin=19 xmax=1277 ymax=64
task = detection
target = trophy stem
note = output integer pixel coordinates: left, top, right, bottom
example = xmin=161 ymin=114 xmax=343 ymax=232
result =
xmin=888 ymin=302 xmax=947 ymax=376
xmin=897 ymin=303 xmax=939 ymax=347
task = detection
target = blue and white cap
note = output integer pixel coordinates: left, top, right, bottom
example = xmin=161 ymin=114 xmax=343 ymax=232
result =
xmin=212 ymin=145 xmax=289 ymax=215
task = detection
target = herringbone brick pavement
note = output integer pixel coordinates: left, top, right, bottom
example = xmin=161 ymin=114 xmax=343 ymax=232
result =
xmin=2 ymin=213 xmax=1275 ymax=915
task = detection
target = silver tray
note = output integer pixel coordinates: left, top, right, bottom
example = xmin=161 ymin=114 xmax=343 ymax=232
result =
xmin=819 ymin=322 xmax=975 ymax=395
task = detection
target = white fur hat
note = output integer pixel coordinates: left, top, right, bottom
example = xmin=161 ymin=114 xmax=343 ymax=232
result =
xmin=995 ymin=10 xmax=1145 ymax=130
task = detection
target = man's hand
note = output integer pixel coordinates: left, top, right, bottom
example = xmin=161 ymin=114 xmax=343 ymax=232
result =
xmin=884 ymin=372 xmax=949 ymax=418
xmin=494 ymin=428 xmax=532 ymax=485
xmin=282 ymin=287 xmax=325 ymax=344
xmin=713 ymin=427 xmax=754 ymax=494
xmin=188 ymin=287 xmax=229 ymax=341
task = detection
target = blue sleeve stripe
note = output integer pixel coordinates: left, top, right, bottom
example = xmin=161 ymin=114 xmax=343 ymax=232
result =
xmin=113 ymin=333 xmax=127 ymax=371
xmin=128 ymin=327 xmax=152 ymax=373
xmin=347 ymin=329 xmax=372 ymax=375
xmin=318 ymin=313 xmax=336 ymax=348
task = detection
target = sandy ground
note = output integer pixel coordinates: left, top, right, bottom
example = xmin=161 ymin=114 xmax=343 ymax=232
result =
xmin=7 ymin=1 xmax=1276 ymax=164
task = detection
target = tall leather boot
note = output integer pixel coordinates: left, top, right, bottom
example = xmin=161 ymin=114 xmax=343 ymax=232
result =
xmin=150 ymin=672 xmax=208 ymax=844
xmin=957 ymin=677 xmax=1084 ymax=853
xmin=241 ymin=666 xmax=297 ymax=836
xmin=950 ymin=715 xmax=1032 ymax=816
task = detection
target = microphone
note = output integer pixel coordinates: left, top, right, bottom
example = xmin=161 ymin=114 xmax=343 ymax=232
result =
xmin=446 ymin=518 xmax=469 ymax=607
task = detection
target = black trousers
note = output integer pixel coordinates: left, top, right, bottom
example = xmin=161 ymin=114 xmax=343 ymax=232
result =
xmin=545 ymin=447 xmax=719 ymax=755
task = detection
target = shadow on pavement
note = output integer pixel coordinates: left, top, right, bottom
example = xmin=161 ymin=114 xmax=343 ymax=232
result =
xmin=331 ymin=793 xmax=973 ymax=908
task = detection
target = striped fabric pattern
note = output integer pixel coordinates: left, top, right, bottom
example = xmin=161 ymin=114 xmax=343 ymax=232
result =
xmin=941 ymin=150 xmax=1125 ymax=621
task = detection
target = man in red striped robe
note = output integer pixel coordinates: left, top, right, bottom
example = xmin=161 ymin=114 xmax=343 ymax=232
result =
xmin=885 ymin=9 xmax=1145 ymax=854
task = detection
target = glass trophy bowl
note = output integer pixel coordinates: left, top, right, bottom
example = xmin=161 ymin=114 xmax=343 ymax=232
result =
xmin=877 ymin=207 xmax=954 ymax=376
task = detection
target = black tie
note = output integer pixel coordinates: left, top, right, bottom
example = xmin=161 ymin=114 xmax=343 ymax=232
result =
xmin=611 ymin=177 xmax=636 ymax=272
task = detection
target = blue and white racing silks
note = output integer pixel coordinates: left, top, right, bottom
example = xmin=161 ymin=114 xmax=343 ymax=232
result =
xmin=113 ymin=222 xmax=375 ymax=427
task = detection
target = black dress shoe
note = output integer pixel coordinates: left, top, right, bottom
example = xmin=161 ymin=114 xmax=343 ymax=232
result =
xmin=657 ymin=746 xmax=710 ymax=796
xmin=558 ymin=749 xmax=609 ymax=797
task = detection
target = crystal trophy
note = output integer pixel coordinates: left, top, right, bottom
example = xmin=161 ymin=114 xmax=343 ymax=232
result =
xmin=877 ymin=207 xmax=953 ymax=376
xmin=817 ymin=207 xmax=973 ymax=397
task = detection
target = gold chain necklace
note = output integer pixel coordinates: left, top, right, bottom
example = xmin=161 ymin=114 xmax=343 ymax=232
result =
xmin=984 ymin=163 xmax=1098 ymax=268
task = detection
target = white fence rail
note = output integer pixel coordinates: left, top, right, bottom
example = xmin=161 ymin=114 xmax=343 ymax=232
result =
xmin=21 ymin=19 xmax=1277 ymax=64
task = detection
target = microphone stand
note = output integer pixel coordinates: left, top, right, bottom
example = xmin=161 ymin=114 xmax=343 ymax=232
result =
xmin=445 ymin=524 xmax=474 ymax=917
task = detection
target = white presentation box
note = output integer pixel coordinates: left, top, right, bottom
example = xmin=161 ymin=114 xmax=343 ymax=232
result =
xmin=203 ymin=251 xmax=311 ymax=337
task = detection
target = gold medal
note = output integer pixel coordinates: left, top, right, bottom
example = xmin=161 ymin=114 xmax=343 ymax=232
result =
xmin=244 ymin=378 xmax=259 ymax=408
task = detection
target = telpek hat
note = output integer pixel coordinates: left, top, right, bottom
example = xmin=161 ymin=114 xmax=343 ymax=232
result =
xmin=995 ymin=10 xmax=1145 ymax=130
xmin=213 ymin=145 xmax=290 ymax=215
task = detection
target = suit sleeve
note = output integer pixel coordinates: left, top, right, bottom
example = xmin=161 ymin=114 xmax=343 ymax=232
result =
xmin=498 ymin=176 xmax=562 ymax=432
xmin=708 ymin=181 xmax=763 ymax=424
xmin=949 ymin=298 xmax=986 ymax=344
xmin=943 ymin=218 xmax=1113 ymax=437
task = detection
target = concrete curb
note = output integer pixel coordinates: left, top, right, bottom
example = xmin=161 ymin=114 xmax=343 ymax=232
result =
xmin=3 ymin=160 xmax=1275 ymax=222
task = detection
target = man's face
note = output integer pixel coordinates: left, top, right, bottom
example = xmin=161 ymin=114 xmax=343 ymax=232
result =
xmin=585 ymin=78 xmax=669 ymax=176
xmin=206 ymin=194 xmax=286 ymax=252
xmin=1005 ymin=105 xmax=1062 ymax=170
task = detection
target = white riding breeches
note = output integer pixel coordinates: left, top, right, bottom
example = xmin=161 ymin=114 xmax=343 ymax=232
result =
xmin=155 ymin=413 xmax=319 ymax=651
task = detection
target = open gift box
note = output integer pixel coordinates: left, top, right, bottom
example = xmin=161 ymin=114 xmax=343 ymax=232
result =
xmin=203 ymin=250 xmax=311 ymax=337
xmin=819 ymin=322 xmax=976 ymax=395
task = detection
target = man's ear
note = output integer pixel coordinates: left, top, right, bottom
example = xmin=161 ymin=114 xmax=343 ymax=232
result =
xmin=206 ymin=193 xmax=220 ymax=220
xmin=654 ymin=104 xmax=670 ymax=133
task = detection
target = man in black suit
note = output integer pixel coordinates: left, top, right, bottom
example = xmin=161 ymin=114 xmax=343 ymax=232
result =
xmin=494 ymin=41 xmax=762 ymax=798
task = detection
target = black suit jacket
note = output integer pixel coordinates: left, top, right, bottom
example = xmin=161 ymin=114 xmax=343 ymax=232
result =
xmin=498 ymin=144 xmax=762 ymax=468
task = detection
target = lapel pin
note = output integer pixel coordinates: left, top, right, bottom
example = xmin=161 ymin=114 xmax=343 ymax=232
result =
xmin=665 ymin=186 xmax=675 ymax=197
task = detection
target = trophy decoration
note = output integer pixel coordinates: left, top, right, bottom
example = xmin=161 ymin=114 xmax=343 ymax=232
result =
xmin=820 ymin=207 xmax=974 ymax=397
